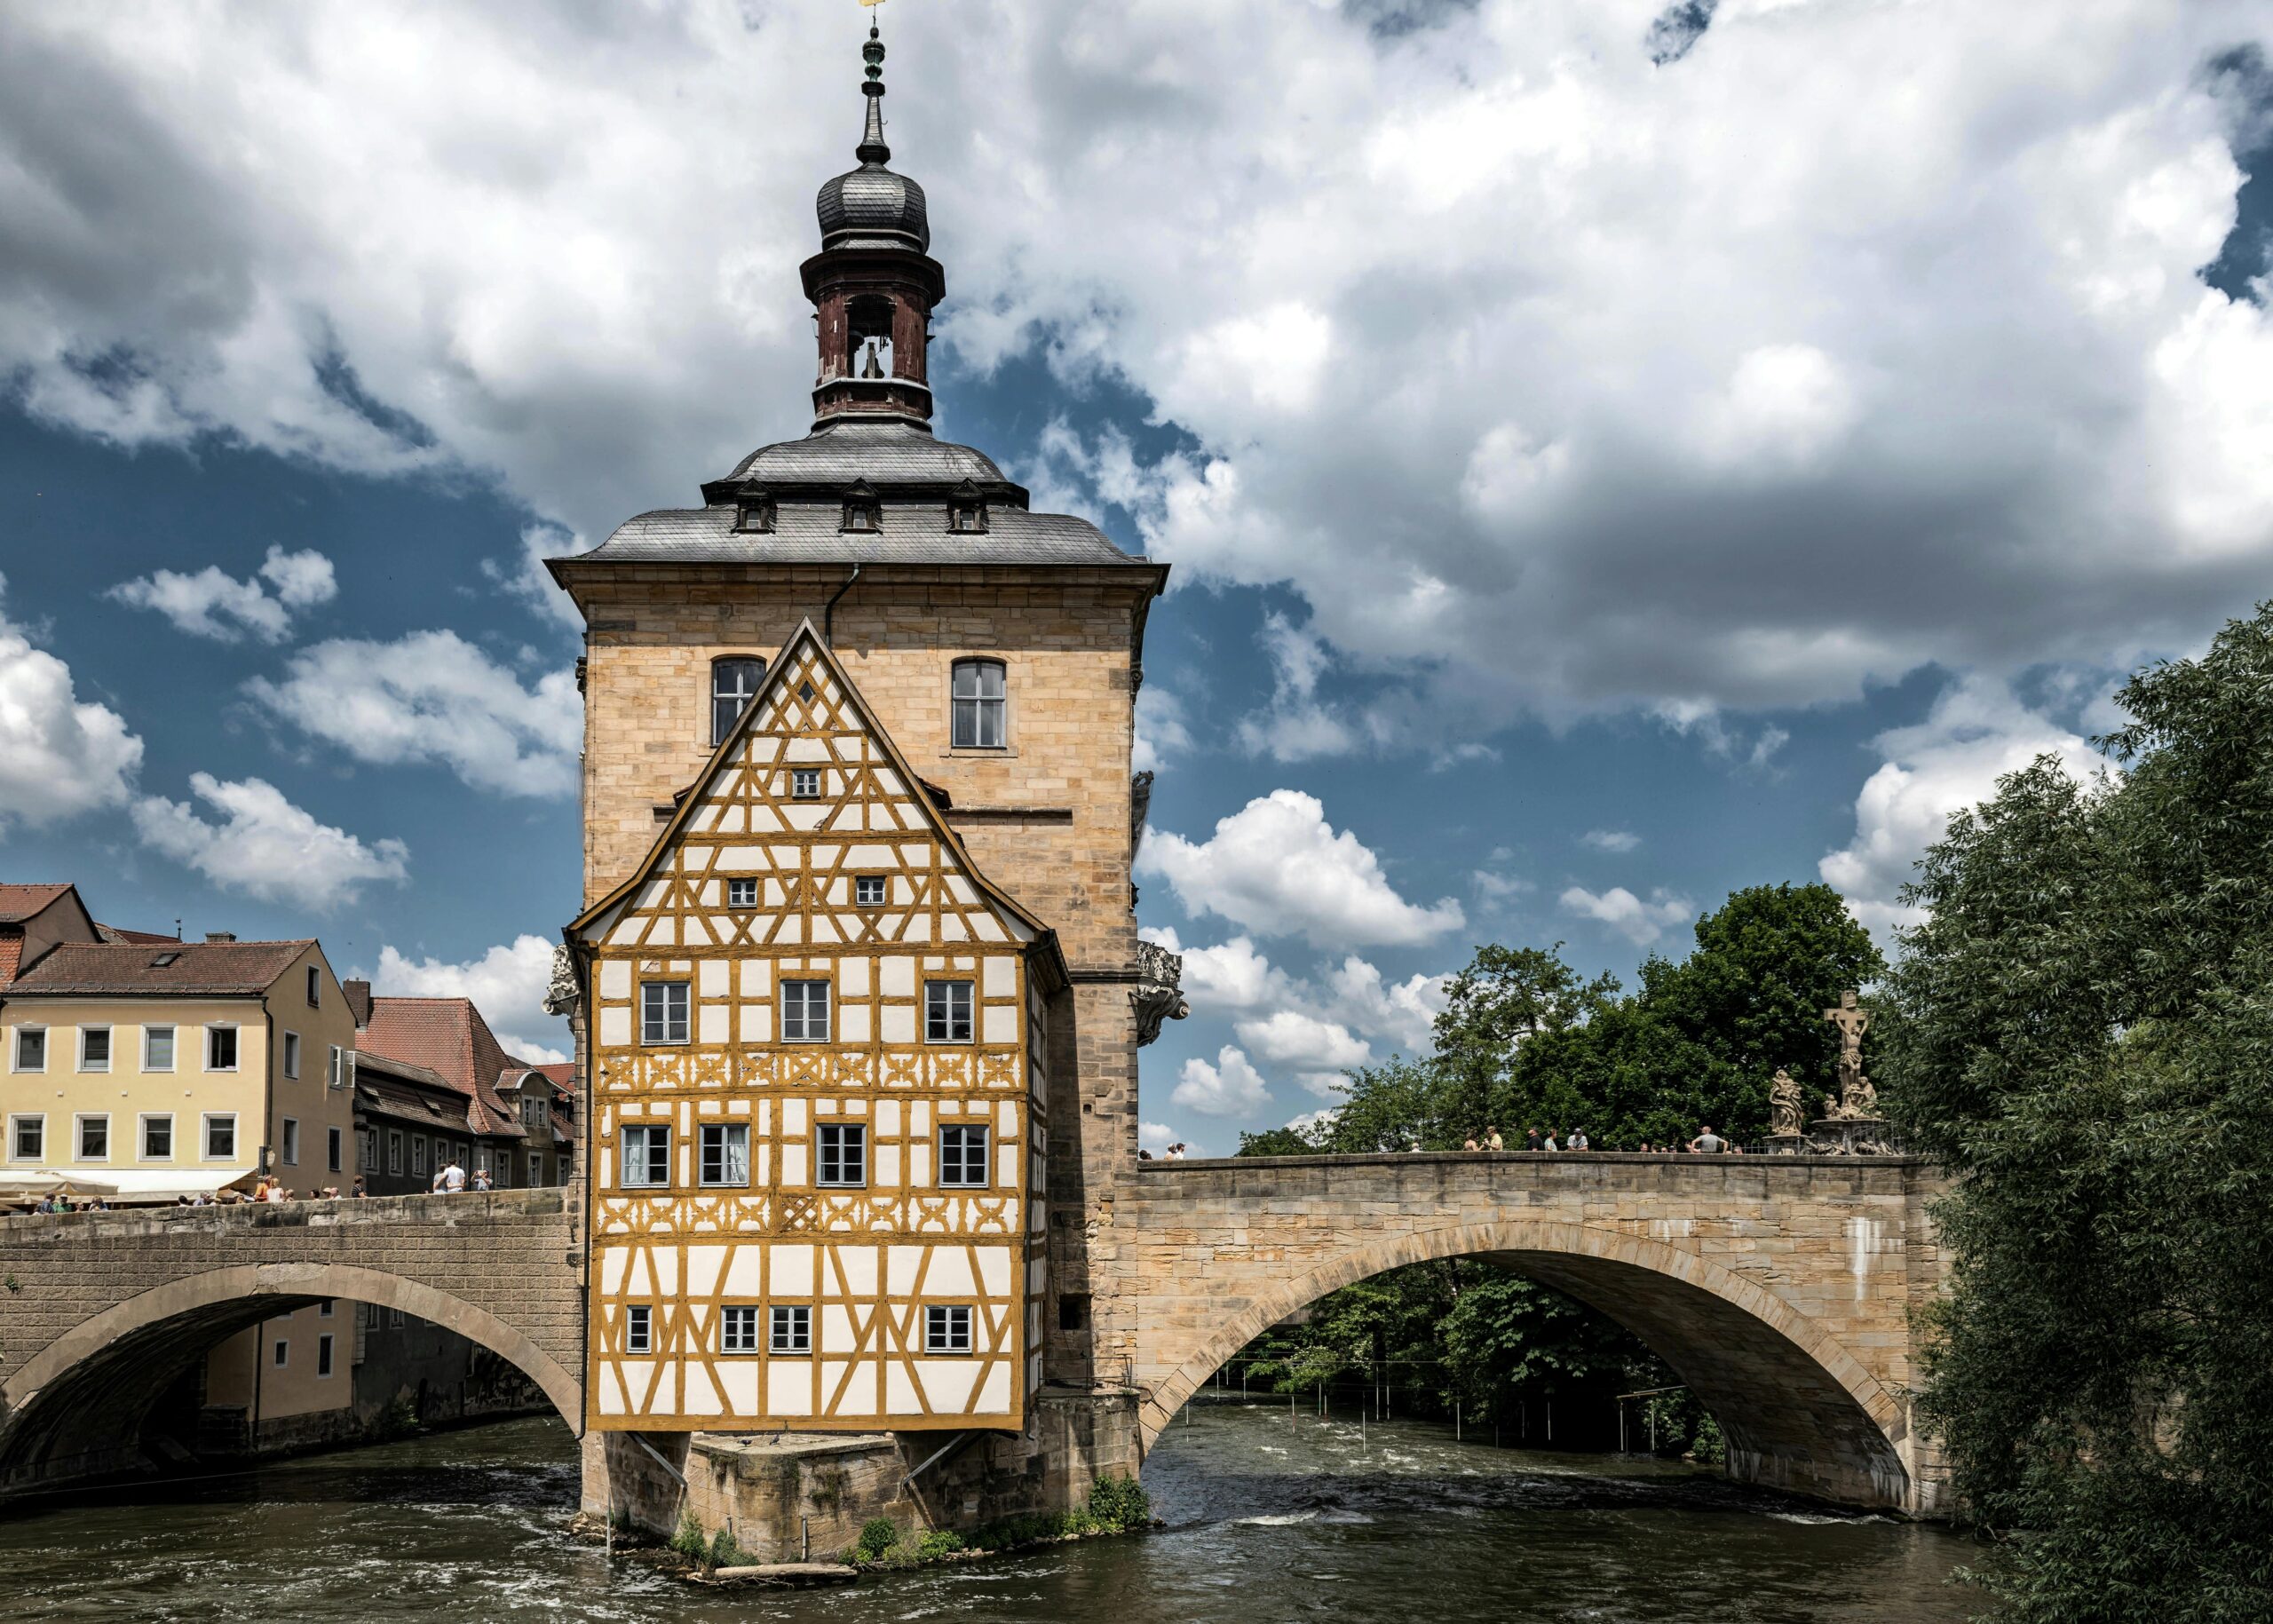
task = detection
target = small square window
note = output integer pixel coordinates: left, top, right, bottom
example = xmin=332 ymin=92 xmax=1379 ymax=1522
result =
xmin=855 ymin=875 xmax=887 ymax=907
xmin=11 ymin=1115 xmax=43 ymax=1161
xmin=734 ymin=500 xmax=775 ymax=534
xmin=143 ymin=1115 xmax=174 ymax=1160
xmin=622 ymin=1125 xmax=670 ymax=1188
xmin=207 ymin=1026 xmax=239 ymax=1072
xmin=727 ymin=877 xmax=759 ymax=908
xmin=924 ymin=1305 xmax=974 ymax=1354
xmin=721 ymin=1305 xmax=761 ymax=1354
xmin=205 ymin=1114 xmax=237 ymax=1160
xmin=842 ymin=502 xmax=879 ymax=533
xmin=624 ymin=1304 xmax=653 ymax=1355
xmin=939 ymin=1124 xmax=989 ymax=1188
xmin=699 ymin=1123 xmax=749 ymax=1187
xmin=770 ymin=1305 xmax=812 ymax=1355
xmin=926 ymin=980 xmax=974 ymax=1044
xmin=642 ymin=981 xmax=690 ymax=1045
xmin=817 ymin=1122 xmax=866 ymax=1187
xmin=14 ymin=1028 xmax=46 ymax=1071
xmin=791 ymin=768 xmax=822 ymax=799
xmin=79 ymin=1027 xmax=111 ymax=1072
xmin=782 ymin=980 xmax=831 ymax=1042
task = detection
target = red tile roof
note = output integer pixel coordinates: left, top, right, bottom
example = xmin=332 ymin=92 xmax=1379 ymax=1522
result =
xmin=357 ymin=996 xmax=567 ymax=1139
xmin=96 ymin=922 xmax=182 ymax=946
xmin=7 ymin=939 xmax=313 ymax=996
xmin=0 ymin=933 xmax=20 ymax=986
xmin=0 ymin=883 xmax=75 ymax=924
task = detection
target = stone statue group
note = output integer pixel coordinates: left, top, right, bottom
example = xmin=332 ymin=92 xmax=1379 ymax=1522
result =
xmin=1766 ymin=991 xmax=1887 ymax=1152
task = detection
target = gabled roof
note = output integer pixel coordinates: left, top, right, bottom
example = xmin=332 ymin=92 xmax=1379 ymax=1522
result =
xmin=357 ymin=996 xmax=543 ymax=1138
xmin=96 ymin=923 xmax=182 ymax=946
xmin=7 ymin=939 xmax=313 ymax=997
xmin=0 ymin=883 xmax=75 ymax=923
xmin=568 ymin=617 xmax=1063 ymax=987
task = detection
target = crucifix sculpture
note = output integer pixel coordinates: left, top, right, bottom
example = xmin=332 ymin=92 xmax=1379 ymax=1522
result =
xmin=1822 ymin=989 xmax=1875 ymax=1119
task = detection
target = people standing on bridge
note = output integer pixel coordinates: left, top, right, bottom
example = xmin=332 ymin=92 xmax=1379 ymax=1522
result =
xmin=351 ymin=1175 xmax=368 ymax=1198
xmin=471 ymin=1166 xmax=494 ymax=1191
xmin=1462 ymin=1135 xmax=1479 ymax=1151
xmin=433 ymin=1155 xmax=468 ymax=1195
xmin=1567 ymin=1128 xmax=1589 ymax=1152
xmin=1688 ymin=1125 xmax=1727 ymax=1154
xmin=1525 ymin=1129 xmax=1543 ymax=1152
xmin=1485 ymin=1126 xmax=1504 ymax=1152
xmin=1544 ymin=1131 xmax=1561 ymax=1152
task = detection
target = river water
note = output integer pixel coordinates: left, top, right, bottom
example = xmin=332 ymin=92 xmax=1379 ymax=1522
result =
xmin=0 ymin=1401 xmax=1978 ymax=1622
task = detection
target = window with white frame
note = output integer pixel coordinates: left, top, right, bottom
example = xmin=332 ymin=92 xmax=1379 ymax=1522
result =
xmin=951 ymin=659 xmax=1007 ymax=749
xmin=77 ymin=1114 xmax=108 ymax=1161
xmin=641 ymin=981 xmax=689 ymax=1045
xmin=328 ymin=1046 xmax=347 ymax=1089
xmin=769 ymin=1304 xmax=811 ymax=1355
xmin=712 ymin=657 xmax=765 ymax=745
xmin=79 ymin=1026 xmax=111 ymax=1072
xmin=624 ymin=1304 xmax=653 ymax=1354
xmin=143 ymin=1114 xmax=174 ymax=1160
xmin=282 ymin=1032 xmax=301 ymax=1080
xmin=272 ymin=1337 xmax=289 ymax=1368
xmin=720 ymin=1305 xmax=760 ymax=1354
xmin=206 ymin=1025 xmax=239 ymax=1072
xmin=621 ymin=1124 xmax=669 ymax=1188
xmin=855 ymin=875 xmax=887 ymax=907
xmin=939 ymin=1124 xmax=989 ymax=1188
xmin=387 ymin=1130 xmax=403 ymax=1174
xmin=282 ymin=1119 xmax=301 ymax=1167
xmin=144 ymin=1025 xmax=175 ymax=1071
xmin=817 ymin=1122 xmax=866 ymax=1187
xmin=411 ymin=1136 xmax=426 ymax=1176
xmin=925 ymin=980 xmax=974 ymax=1043
xmin=727 ymin=876 xmax=758 ymax=908
xmin=781 ymin=980 xmax=830 ymax=1042
xmin=9 ymin=1115 xmax=42 ymax=1161
xmin=924 ymin=1304 xmax=974 ymax=1354
xmin=790 ymin=767 xmax=822 ymax=799
xmin=203 ymin=1113 xmax=236 ymax=1160
xmin=699 ymin=1123 xmax=749 ymax=1187
xmin=12 ymin=1027 xmax=45 ymax=1072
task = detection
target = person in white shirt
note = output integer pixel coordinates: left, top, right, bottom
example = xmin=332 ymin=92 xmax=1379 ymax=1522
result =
xmin=1567 ymin=1129 xmax=1589 ymax=1152
xmin=432 ymin=1158 xmax=468 ymax=1194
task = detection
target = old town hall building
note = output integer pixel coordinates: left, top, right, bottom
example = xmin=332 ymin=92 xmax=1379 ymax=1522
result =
xmin=550 ymin=23 xmax=1176 ymax=1505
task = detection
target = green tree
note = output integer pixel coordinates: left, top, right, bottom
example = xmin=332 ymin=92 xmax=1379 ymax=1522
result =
xmin=1236 ymin=1126 xmax=1323 ymax=1157
xmin=1881 ymin=605 xmax=2273 ymax=1624
xmin=1432 ymin=945 xmax=1618 ymax=1138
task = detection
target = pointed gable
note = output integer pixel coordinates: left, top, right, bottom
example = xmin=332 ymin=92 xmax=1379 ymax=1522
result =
xmin=574 ymin=621 xmax=1043 ymax=956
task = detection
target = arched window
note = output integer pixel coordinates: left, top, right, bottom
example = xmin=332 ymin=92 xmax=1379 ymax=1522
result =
xmin=951 ymin=659 xmax=1007 ymax=749
xmin=711 ymin=657 xmax=765 ymax=745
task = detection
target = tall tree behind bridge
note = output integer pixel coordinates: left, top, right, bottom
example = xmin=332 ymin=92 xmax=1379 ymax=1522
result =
xmin=1881 ymin=604 xmax=2273 ymax=1624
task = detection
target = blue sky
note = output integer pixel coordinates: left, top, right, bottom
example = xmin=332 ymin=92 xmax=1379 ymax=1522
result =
xmin=1 ymin=2 xmax=2268 ymax=1147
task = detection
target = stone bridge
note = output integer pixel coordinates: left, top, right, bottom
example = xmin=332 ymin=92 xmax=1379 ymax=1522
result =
xmin=1115 ymin=1153 xmax=1947 ymax=1516
xmin=0 ymin=1189 xmax=583 ymax=1493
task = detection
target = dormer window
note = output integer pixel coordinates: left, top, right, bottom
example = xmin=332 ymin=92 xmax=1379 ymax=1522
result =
xmin=841 ymin=479 xmax=881 ymax=533
xmin=947 ymin=479 xmax=987 ymax=534
xmin=734 ymin=496 xmax=775 ymax=533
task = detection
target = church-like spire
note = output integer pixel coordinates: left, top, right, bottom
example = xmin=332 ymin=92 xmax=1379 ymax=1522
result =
xmin=857 ymin=20 xmax=891 ymax=166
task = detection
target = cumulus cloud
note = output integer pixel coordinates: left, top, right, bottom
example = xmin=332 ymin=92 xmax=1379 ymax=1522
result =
xmin=1139 ymin=1120 xmax=1206 ymax=1157
xmin=108 ymin=546 xmax=337 ymax=643
xmin=1321 ymin=954 xmax=1449 ymax=1054
xmin=133 ymin=772 xmax=408 ymax=909
xmin=368 ymin=933 xmax=568 ymax=1062
xmin=1139 ymin=788 xmax=1463 ymax=947
xmin=1133 ymin=684 xmax=1194 ymax=774
xmin=0 ymin=579 xmax=144 ymax=831
xmin=3 ymin=2 xmax=2269 ymax=747
xmin=1580 ymin=828 xmax=1641 ymax=853
xmin=1559 ymin=884 xmax=1695 ymax=946
xmin=1233 ymin=1010 xmax=1373 ymax=1095
xmin=481 ymin=524 xmax=586 ymax=634
xmin=1234 ymin=614 xmax=1359 ymax=763
xmin=246 ymin=630 xmax=581 ymax=797
xmin=1820 ymin=675 xmax=2102 ymax=937
xmin=1172 ymin=1044 xmax=1273 ymax=1118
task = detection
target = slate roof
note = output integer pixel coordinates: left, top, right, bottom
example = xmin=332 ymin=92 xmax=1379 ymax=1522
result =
xmin=8 ymin=939 xmax=311 ymax=997
xmin=575 ymin=501 xmax=1144 ymax=569
xmin=724 ymin=421 xmax=1004 ymax=487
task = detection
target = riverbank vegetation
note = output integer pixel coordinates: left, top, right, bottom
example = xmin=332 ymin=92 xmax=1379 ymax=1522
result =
xmin=846 ymin=1474 xmax=1152 ymax=1569
xmin=1233 ymin=882 xmax=1879 ymax=1458
xmin=1878 ymin=605 xmax=2273 ymax=1623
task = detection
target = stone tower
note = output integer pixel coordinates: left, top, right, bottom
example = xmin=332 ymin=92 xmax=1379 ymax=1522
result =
xmin=548 ymin=22 xmax=1177 ymax=1537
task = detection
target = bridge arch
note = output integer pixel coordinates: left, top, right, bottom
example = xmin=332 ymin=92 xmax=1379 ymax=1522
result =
xmin=0 ymin=1263 xmax=582 ymax=1491
xmin=1140 ymin=1217 xmax=1912 ymax=1510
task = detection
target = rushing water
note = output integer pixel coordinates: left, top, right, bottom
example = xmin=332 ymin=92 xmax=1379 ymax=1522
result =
xmin=0 ymin=1400 xmax=1978 ymax=1622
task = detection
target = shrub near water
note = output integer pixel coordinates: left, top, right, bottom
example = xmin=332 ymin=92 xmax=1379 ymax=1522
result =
xmin=852 ymin=1517 xmax=899 ymax=1562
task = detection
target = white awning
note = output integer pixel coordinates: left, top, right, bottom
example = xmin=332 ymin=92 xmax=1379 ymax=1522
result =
xmin=0 ymin=1167 xmax=258 ymax=1204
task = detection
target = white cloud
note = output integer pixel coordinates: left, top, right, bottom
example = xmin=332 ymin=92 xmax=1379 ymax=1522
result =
xmin=1285 ymin=1106 xmax=1339 ymax=1137
xmin=1140 ymin=928 xmax=1302 ymax=1014
xmin=1321 ymin=954 xmax=1448 ymax=1055
xmin=483 ymin=523 xmax=586 ymax=633
xmin=1133 ymin=684 xmax=1193 ymax=774
xmin=1233 ymin=1010 xmax=1373 ymax=1095
xmin=2 ymin=2 xmax=2268 ymax=743
xmin=1139 ymin=1120 xmax=1208 ymax=1157
xmin=1172 ymin=1044 xmax=1273 ymax=1118
xmin=108 ymin=547 xmax=336 ymax=643
xmin=1820 ymin=675 xmax=2101 ymax=937
xmin=1559 ymin=884 xmax=1695 ymax=947
xmin=246 ymin=630 xmax=581 ymax=797
xmin=1234 ymin=613 xmax=1359 ymax=763
xmin=1139 ymin=788 xmax=1463 ymax=947
xmin=1580 ymin=828 xmax=1641 ymax=853
xmin=132 ymin=772 xmax=408 ymax=910
xmin=368 ymin=933 xmax=567 ymax=1062
xmin=0 ymin=578 xmax=143 ymax=830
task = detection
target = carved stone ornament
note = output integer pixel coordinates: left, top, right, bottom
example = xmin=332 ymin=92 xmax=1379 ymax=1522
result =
xmin=1769 ymin=1068 xmax=1806 ymax=1138
xmin=1131 ymin=939 xmax=1190 ymax=1047
xmin=542 ymin=941 xmax=582 ymax=1018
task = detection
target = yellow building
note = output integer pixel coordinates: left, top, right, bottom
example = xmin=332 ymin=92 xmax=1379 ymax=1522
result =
xmin=0 ymin=931 xmax=360 ymax=1203
xmin=569 ymin=625 xmax=1057 ymax=1430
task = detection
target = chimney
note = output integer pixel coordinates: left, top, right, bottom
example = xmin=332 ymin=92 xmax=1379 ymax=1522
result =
xmin=343 ymin=978 xmax=373 ymax=1028
xmin=205 ymin=931 xmax=236 ymax=943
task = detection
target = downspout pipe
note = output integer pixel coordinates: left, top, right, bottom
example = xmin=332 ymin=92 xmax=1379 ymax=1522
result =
xmin=823 ymin=563 xmax=863 ymax=647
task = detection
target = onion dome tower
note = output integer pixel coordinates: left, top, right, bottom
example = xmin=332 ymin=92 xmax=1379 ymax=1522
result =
xmin=805 ymin=20 xmax=943 ymax=428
